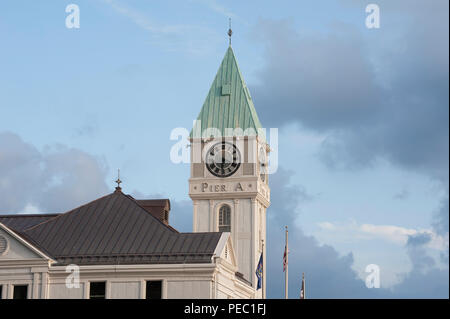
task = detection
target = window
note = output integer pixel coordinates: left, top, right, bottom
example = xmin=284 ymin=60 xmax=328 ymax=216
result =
xmin=146 ymin=281 xmax=162 ymax=299
xmin=218 ymin=205 xmax=231 ymax=232
xmin=13 ymin=285 xmax=27 ymax=299
xmin=89 ymin=282 xmax=106 ymax=299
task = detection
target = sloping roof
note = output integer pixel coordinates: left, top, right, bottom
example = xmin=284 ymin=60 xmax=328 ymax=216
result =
xmin=0 ymin=222 xmax=56 ymax=262
xmin=191 ymin=46 xmax=265 ymax=141
xmin=1 ymin=190 xmax=222 ymax=266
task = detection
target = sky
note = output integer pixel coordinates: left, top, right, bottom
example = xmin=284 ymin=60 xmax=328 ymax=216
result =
xmin=0 ymin=0 xmax=448 ymax=298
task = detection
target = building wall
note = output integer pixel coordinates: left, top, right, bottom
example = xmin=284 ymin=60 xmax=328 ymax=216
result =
xmin=166 ymin=280 xmax=211 ymax=299
xmin=44 ymin=264 xmax=218 ymax=299
xmin=0 ymin=261 xmax=254 ymax=299
xmin=0 ymin=227 xmax=50 ymax=299
xmin=109 ymin=281 xmax=140 ymax=299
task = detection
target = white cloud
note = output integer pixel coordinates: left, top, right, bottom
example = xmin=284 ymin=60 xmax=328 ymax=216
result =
xmin=317 ymin=220 xmax=449 ymax=251
xmin=0 ymin=132 xmax=109 ymax=214
xmin=19 ymin=203 xmax=40 ymax=215
xmin=100 ymin=0 xmax=219 ymax=54
xmin=190 ymin=0 xmax=236 ymax=18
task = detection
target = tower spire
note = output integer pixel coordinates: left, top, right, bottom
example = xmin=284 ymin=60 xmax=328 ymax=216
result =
xmin=227 ymin=18 xmax=232 ymax=46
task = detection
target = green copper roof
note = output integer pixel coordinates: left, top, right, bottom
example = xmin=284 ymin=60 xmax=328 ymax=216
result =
xmin=191 ymin=46 xmax=265 ymax=141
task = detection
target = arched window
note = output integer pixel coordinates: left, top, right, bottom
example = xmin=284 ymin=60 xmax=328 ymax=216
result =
xmin=218 ymin=205 xmax=231 ymax=232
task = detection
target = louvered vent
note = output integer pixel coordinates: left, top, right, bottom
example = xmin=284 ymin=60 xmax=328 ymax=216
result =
xmin=0 ymin=236 xmax=8 ymax=255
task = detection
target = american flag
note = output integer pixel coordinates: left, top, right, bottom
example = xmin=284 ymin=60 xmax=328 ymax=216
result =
xmin=283 ymin=245 xmax=287 ymax=272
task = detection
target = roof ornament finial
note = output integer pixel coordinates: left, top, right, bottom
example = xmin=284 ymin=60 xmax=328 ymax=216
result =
xmin=227 ymin=18 xmax=232 ymax=46
xmin=115 ymin=169 xmax=122 ymax=192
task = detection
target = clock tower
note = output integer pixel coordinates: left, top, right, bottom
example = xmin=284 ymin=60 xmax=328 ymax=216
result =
xmin=189 ymin=45 xmax=270 ymax=298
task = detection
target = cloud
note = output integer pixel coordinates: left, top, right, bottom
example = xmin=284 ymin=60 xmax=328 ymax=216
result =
xmin=431 ymin=198 xmax=450 ymax=263
xmin=0 ymin=131 xmax=109 ymax=214
xmin=250 ymin=2 xmax=449 ymax=182
xmin=100 ymin=0 xmax=220 ymax=54
xmin=317 ymin=220 xmax=448 ymax=251
xmin=390 ymin=232 xmax=449 ymax=298
xmin=432 ymin=198 xmax=449 ymax=237
xmin=190 ymin=0 xmax=236 ymax=19
xmin=252 ymin=20 xmax=381 ymax=132
xmin=407 ymin=233 xmax=433 ymax=248
xmin=393 ymin=188 xmax=409 ymax=200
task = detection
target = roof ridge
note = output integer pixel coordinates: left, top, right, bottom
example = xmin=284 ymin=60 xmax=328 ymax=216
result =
xmin=0 ymin=213 xmax=60 ymax=218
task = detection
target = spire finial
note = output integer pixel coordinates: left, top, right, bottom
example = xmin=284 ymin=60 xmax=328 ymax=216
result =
xmin=115 ymin=169 xmax=122 ymax=191
xmin=227 ymin=18 xmax=232 ymax=46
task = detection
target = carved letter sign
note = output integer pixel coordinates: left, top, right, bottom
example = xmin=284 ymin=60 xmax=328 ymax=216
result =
xmin=199 ymin=182 xmax=244 ymax=192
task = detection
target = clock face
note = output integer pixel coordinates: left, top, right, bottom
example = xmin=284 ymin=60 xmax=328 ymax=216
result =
xmin=206 ymin=142 xmax=241 ymax=178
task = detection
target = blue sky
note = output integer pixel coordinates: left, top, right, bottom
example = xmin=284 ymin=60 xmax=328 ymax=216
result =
xmin=0 ymin=1 xmax=448 ymax=298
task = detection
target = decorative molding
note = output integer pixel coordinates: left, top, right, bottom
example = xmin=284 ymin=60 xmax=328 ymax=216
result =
xmin=0 ymin=235 xmax=9 ymax=256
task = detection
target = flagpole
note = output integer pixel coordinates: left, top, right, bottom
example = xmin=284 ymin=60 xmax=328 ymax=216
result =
xmin=303 ymin=272 xmax=306 ymax=299
xmin=285 ymin=226 xmax=288 ymax=299
xmin=300 ymin=272 xmax=306 ymax=299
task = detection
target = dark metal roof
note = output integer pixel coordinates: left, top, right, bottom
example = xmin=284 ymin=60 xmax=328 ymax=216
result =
xmin=1 ymin=190 xmax=222 ymax=266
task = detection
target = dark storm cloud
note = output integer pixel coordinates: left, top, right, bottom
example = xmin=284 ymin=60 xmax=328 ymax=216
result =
xmin=250 ymin=1 xmax=449 ymax=181
xmin=0 ymin=131 xmax=109 ymax=213
xmin=405 ymin=233 xmax=435 ymax=271
xmin=432 ymin=198 xmax=449 ymax=237
xmin=432 ymin=198 xmax=450 ymax=263
xmin=390 ymin=267 xmax=449 ymax=298
xmin=406 ymin=233 xmax=432 ymax=247
xmin=393 ymin=188 xmax=409 ymax=200
xmin=252 ymin=20 xmax=381 ymax=131
xmin=390 ymin=232 xmax=449 ymax=298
